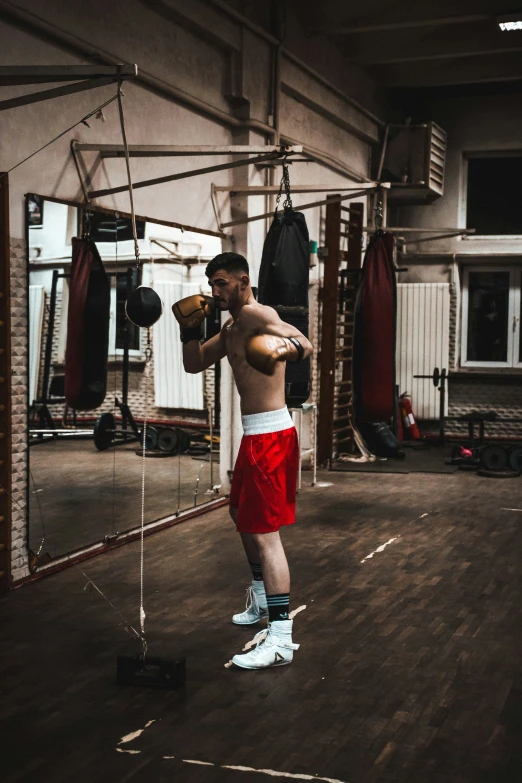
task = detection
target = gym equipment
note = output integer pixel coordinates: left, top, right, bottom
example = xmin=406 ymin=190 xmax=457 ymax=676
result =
xmin=480 ymin=444 xmax=507 ymax=471
xmin=509 ymin=446 xmax=522 ymax=472
xmin=478 ymin=468 xmax=520 ymax=479
xmin=352 ymin=230 xmax=396 ymax=422
xmin=65 ymin=237 xmax=111 ymax=410
xmin=257 ymin=161 xmax=311 ymax=407
xmin=116 ymin=654 xmax=186 ymax=690
xmin=357 ymin=421 xmax=403 ymax=458
xmin=413 ymin=367 xmax=448 ymax=443
xmin=115 ymin=83 xmax=186 ymax=689
xmin=158 ymin=427 xmax=178 ymax=452
xmin=125 ymin=285 xmax=163 ymax=328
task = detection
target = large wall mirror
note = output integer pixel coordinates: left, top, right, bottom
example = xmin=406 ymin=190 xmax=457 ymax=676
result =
xmin=27 ymin=195 xmax=223 ymax=567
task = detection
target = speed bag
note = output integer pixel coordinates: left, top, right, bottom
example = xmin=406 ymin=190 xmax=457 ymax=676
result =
xmin=258 ymin=209 xmax=311 ymax=407
xmin=352 ymin=232 xmax=396 ymax=422
xmin=64 ymin=237 xmax=111 ymax=410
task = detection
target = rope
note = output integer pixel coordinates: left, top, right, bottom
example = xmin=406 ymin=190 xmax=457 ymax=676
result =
xmin=2 ymin=93 xmax=119 ymax=178
xmin=116 ymin=84 xmax=141 ymax=270
xmin=116 ymin=80 xmax=148 ymax=651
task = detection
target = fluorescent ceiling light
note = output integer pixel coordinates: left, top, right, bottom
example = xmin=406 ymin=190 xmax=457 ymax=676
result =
xmin=498 ymin=13 xmax=522 ymax=30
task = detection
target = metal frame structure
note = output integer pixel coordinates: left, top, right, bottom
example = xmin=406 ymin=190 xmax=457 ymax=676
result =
xmin=0 ymin=65 xmax=137 ymax=112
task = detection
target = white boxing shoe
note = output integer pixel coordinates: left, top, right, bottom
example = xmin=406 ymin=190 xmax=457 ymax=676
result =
xmin=232 ymin=619 xmax=299 ymax=669
xmin=232 ymin=581 xmax=268 ymax=625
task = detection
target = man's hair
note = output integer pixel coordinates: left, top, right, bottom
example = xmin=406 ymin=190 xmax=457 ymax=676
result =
xmin=205 ymin=252 xmax=249 ymax=279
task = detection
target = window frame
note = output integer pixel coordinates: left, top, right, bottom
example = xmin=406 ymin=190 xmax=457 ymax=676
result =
xmin=461 ymin=151 xmax=522 ymax=240
xmin=461 ymin=265 xmax=521 ymax=368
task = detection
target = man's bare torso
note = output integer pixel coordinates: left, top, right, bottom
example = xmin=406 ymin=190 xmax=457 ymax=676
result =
xmin=223 ymin=302 xmax=286 ymax=416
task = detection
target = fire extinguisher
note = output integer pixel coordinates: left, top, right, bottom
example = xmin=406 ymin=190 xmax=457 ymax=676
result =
xmin=400 ymin=393 xmax=420 ymax=440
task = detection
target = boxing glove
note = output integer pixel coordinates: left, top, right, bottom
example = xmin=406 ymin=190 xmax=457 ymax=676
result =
xmin=245 ymin=334 xmax=303 ymax=375
xmin=172 ymin=294 xmax=213 ymax=343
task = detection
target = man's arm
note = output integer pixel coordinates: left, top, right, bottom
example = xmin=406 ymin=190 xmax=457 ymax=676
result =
xmin=183 ymin=321 xmax=229 ymax=374
xmin=250 ymin=306 xmax=313 ymax=359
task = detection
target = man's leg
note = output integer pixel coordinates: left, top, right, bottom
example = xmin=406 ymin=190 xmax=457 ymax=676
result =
xmin=232 ymin=531 xmax=297 ymax=668
xmin=252 ymin=531 xmax=290 ymax=596
xmin=230 ymin=507 xmax=268 ymax=625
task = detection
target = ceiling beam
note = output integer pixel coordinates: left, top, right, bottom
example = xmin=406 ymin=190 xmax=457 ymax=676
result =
xmin=362 ymin=45 xmax=522 ymax=65
xmin=313 ymin=14 xmax=491 ymax=35
xmin=372 ymin=51 xmax=522 ymax=88
xmin=0 ymin=64 xmax=137 ymax=86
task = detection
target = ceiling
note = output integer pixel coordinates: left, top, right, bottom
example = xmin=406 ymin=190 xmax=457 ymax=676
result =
xmin=290 ymin=0 xmax=522 ymax=91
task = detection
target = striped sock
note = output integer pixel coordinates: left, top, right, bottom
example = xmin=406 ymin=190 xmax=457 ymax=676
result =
xmin=266 ymin=593 xmax=290 ymax=622
xmin=249 ymin=561 xmax=263 ymax=582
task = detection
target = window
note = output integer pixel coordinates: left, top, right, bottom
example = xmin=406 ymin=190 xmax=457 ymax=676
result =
xmin=466 ymin=157 xmax=522 ymax=236
xmin=461 ymin=267 xmax=522 ymax=368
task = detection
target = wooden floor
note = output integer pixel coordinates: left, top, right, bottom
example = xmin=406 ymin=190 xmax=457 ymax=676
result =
xmin=29 ymin=440 xmax=219 ymax=557
xmin=3 ymin=468 xmax=522 ymax=783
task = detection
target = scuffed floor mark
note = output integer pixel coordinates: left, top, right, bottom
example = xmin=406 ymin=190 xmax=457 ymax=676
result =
xmin=116 ymin=748 xmax=141 ymax=755
xmin=118 ymin=719 xmax=156 ymax=745
xmin=361 ymin=536 xmax=400 ymax=564
xmin=183 ymin=759 xmax=215 ymax=766
xmin=419 ymin=513 xmax=429 ymax=518
xmin=221 ymin=765 xmax=348 ymax=782
xmin=315 ymin=482 xmax=333 ymax=487
xmin=225 ymin=605 xmax=307 ymax=667
xmin=501 ymin=508 xmax=522 ymax=512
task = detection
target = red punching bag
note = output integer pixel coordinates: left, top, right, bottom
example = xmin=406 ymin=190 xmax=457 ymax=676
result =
xmin=65 ymin=237 xmax=111 ymax=410
xmin=352 ymin=231 xmax=396 ymax=422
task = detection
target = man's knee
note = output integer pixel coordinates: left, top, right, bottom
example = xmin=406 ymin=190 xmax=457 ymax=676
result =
xmin=252 ymin=531 xmax=280 ymax=549
xmin=229 ymin=506 xmax=238 ymax=524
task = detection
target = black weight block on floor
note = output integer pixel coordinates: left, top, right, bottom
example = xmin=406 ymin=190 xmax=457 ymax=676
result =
xmin=480 ymin=445 xmax=508 ymax=471
xmin=117 ymin=655 xmax=186 ymax=690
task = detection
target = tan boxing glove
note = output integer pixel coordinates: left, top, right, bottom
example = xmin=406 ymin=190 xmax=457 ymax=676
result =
xmin=172 ymin=294 xmax=213 ymax=343
xmin=245 ymin=334 xmax=303 ymax=375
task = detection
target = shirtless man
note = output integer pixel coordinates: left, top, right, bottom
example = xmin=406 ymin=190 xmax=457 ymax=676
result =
xmin=172 ymin=252 xmax=313 ymax=670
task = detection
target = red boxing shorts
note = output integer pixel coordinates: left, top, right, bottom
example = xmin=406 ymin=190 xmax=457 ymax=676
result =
xmin=230 ymin=407 xmax=299 ymax=534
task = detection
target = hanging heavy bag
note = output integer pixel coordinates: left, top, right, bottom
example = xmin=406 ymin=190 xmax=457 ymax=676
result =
xmin=352 ymin=231 xmax=396 ymax=422
xmin=65 ymin=237 xmax=111 ymax=410
xmin=257 ymin=169 xmax=311 ymax=407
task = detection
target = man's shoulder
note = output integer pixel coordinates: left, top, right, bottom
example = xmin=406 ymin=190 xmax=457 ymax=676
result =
xmin=241 ymin=302 xmax=278 ymax=323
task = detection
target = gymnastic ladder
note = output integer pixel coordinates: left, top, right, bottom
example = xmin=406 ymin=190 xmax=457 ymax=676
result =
xmin=318 ymin=198 xmax=363 ymax=465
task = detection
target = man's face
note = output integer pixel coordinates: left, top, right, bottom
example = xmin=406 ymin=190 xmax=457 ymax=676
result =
xmin=209 ymin=268 xmax=247 ymax=310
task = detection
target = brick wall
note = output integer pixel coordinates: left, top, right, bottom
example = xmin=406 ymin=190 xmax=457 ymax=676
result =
xmin=10 ymin=239 xmax=29 ymax=581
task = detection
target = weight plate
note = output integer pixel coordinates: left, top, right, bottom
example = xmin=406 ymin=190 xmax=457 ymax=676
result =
xmin=139 ymin=425 xmax=159 ymax=451
xmin=433 ymin=367 xmax=440 ymax=388
xmin=509 ymin=446 xmax=522 ymax=472
xmin=94 ymin=412 xmax=115 ymax=451
xmin=480 ymin=445 xmax=507 ymax=471
xmin=477 ymin=468 xmax=520 ymax=479
xmin=158 ymin=427 xmax=178 ymax=453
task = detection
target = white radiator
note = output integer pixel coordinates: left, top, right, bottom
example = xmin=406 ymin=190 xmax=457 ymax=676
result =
xmin=29 ymin=285 xmax=45 ymax=405
xmin=396 ymin=283 xmax=450 ymax=420
xmin=153 ymin=282 xmax=205 ymax=409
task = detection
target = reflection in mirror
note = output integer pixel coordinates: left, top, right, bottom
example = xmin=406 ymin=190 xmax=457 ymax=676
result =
xmin=28 ymin=196 xmax=223 ymax=568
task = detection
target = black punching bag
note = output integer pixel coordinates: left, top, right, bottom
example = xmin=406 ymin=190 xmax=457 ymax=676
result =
xmin=258 ymin=208 xmax=310 ymax=407
xmin=65 ymin=237 xmax=111 ymax=410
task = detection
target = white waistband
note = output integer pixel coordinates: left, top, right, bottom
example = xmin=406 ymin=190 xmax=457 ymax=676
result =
xmin=241 ymin=406 xmax=294 ymax=436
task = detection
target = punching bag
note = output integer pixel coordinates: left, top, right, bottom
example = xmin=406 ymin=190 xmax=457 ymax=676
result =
xmin=65 ymin=237 xmax=111 ymax=410
xmin=352 ymin=231 xmax=396 ymax=422
xmin=258 ymin=208 xmax=310 ymax=407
